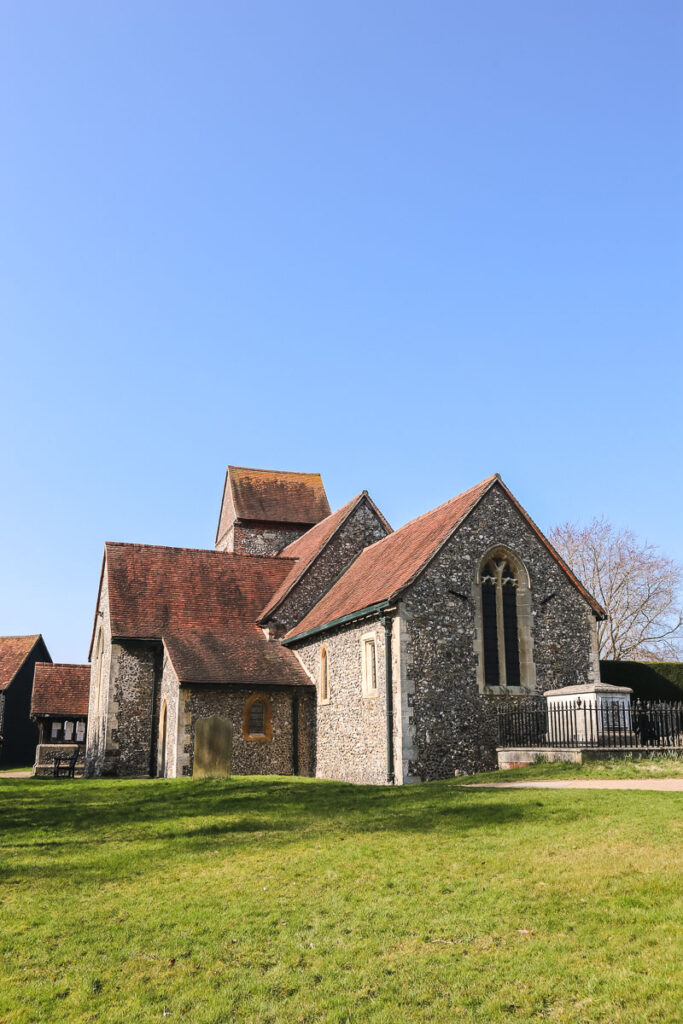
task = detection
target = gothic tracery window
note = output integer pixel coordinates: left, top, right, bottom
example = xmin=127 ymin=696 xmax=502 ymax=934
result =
xmin=480 ymin=555 xmax=522 ymax=688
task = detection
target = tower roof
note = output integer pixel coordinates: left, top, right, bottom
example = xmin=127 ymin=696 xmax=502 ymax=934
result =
xmin=216 ymin=465 xmax=330 ymax=545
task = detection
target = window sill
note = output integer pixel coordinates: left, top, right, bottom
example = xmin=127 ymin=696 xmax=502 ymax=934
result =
xmin=482 ymin=685 xmax=528 ymax=695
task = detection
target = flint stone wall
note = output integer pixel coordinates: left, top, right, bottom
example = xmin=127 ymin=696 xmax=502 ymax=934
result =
xmin=400 ymin=482 xmax=601 ymax=780
xmin=267 ymin=499 xmax=390 ymax=637
xmin=291 ymin=615 xmax=401 ymax=785
xmin=176 ymin=686 xmax=315 ymax=777
xmin=216 ymin=522 xmax=308 ymax=557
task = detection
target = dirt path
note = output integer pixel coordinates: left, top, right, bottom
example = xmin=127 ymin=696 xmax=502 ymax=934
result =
xmin=464 ymin=778 xmax=683 ymax=791
xmin=0 ymin=770 xmax=32 ymax=778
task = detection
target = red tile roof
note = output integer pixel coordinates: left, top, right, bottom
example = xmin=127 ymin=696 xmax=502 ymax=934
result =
xmin=0 ymin=635 xmax=43 ymax=691
xmin=258 ymin=492 xmax=391 ymax=623
xmin=164 ymin=628 xmax=308 ymax=688
xmin=217 ymin=466 xmax=330 ymax=542
xmin=31 ymin=663 xmax=90 ymax=716
xmin=102 ymin=543 xmax=312 ymax=687
xmin=284 ymin=476 xmax=606 ymax=640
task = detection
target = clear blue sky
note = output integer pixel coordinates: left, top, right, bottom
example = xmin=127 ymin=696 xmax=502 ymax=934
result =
xmin=1 ymin=1 xmax=681 ymax=663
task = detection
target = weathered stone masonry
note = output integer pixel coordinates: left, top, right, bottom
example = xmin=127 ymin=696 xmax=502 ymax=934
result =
xmin=175 ymin=685 xmax=315 ymax=778
xmin=292 ymin=614 xmax=401 ymax=786
xmin=217 ymin=522 xmax=308 ymax=558
xmin=399 ymin=483 xmax=600 ymax=779
xmin=267 ymin=500 xmax=390 ymax=637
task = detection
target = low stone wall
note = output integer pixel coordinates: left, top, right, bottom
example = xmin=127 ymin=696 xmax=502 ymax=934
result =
xmin=33 ymin=744 xmax=85 ymax=777
xmin=497 ymin=746 xmax=683 ymax=769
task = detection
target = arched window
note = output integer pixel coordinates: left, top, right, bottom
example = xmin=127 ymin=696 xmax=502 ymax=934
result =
xmin=320 ymin=645 xmax=329 ymax=702
xmin=478 ymin=550 xmax=533 ymax=690
xmin=243 ymin=694 xmax=272 ymax=741
xmin=249 ymin=699 xmax=265 ymax=735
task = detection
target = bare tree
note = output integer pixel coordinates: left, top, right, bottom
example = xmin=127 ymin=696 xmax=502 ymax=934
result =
xmin=549 ymin=518 xmax=683 ymax=661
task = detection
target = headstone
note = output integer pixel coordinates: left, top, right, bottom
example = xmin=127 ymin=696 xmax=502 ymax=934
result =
xmin=193 ymin=716 xmax=233 ymax=778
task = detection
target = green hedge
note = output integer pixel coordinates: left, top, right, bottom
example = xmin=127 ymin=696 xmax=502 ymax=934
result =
xmin=600 ymin=660 xmax=683 ymax=701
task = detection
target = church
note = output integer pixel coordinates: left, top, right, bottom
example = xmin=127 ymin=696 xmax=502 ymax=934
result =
xmin=84 ymin=465 xmax=605 ymax=783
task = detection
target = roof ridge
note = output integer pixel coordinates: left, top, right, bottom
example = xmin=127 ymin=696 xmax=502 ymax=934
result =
xmin=104 ymin=541 xmax=297 ymax=563
xmin=228 ymin=465 xmax=323 ymax=478
xmin=341 ymin=475 xmax=498 ymax=560
xmin=36 ymin=662 xmax=89 ymax=669
xmin=0 ymin=633 xmax=42 ymax=641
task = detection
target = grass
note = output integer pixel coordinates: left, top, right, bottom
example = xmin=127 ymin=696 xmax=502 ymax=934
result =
xmin=0 ymin=774 xmax=681 ymax=1024
xmin=461 ymin=754 xmax=683 ymax=784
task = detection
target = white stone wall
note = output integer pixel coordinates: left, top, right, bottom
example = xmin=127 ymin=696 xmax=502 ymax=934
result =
xmin=84 ymin=566 xmax=114 ymax=776
xmin=159 ymin=651 xmax=181 ymax=777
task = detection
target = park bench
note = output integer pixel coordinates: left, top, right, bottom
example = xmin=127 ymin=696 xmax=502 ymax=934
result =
xmin=53 ymin=747 xmax=80 ymax=778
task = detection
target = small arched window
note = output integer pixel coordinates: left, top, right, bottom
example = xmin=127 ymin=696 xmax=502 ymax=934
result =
xmin=479 ymin=552 xmax=528 ymax=689
xmin=320 ymin=645 xmax=329 ymax=702
xmin=249 ymin=699 xmax=265 ymax=735
xmin=243 ymin=694 xmax=272 ymax=741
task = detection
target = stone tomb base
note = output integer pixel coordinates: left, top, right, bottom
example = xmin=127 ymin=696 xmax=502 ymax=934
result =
xmin=497 ymin=746 xmax=683 ymax=770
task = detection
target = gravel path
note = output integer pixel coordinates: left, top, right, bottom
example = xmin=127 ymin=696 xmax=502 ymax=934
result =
xmin=0 ymin=770 xmax=32 ymax=778
xmin=464 ymin=778 xmax=683 ymax=791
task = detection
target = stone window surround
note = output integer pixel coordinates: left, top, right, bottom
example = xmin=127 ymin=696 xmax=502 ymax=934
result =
xmin=473 ymin=544 xmax=536 ymax=694
xmin=319 ymin=645 xmax=330 ymax=705
xmin=360 ymin=632 xmax=378 ymax=698
xmin=242 ymin=693 xmax=273 ymax=742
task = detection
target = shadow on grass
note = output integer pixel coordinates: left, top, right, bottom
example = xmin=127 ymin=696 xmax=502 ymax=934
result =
xmin=0 ymin=776 xmax=583 ymax=881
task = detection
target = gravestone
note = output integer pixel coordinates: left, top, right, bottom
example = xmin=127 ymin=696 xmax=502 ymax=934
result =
xmin=193 ymin=716 xmax=233 ymax=778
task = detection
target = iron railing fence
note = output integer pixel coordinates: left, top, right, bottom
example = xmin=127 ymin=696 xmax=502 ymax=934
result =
xmin=497 ymin=699 xmax=683 ymax=750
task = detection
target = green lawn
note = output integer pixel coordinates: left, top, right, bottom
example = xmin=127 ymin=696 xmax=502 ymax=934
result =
xmin=0 ymin=775 xmax=681 ymax=1024
xmin=461 ymin=754 xmax=683 ymax=784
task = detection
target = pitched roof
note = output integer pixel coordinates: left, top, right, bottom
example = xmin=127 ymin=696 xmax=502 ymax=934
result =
xmin=216 ymin=465 xmax=330 ymax=543
xmin=31 ymin=663 xmax=90 ymax=716
xmin=163 ymin=628 xmax=308 ymax=688
xmin=284 ymin=476 xmax=606 ymax=641
xmin=0 ymin=635 xmax=44 ymax=692
xmin=101 ymin=543 xmax=312 ymax=687
xmin=258 ymin=492 xmax=392 ymax=623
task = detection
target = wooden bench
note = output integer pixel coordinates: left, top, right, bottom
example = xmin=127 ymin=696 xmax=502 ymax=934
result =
xmin=53 ymin=748 xmax=80 ymax=778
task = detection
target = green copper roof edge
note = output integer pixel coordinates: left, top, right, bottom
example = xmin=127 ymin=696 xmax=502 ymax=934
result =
xmin=280 ymin=601 xmax=390 ymax=646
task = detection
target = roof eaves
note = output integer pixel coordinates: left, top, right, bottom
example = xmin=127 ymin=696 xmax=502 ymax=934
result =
xmin=281 ymin=601 xmax=389 ymax=645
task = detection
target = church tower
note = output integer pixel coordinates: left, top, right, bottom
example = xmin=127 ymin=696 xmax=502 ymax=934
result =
xmin=215 ymin=466 xmax=331 ymax=557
